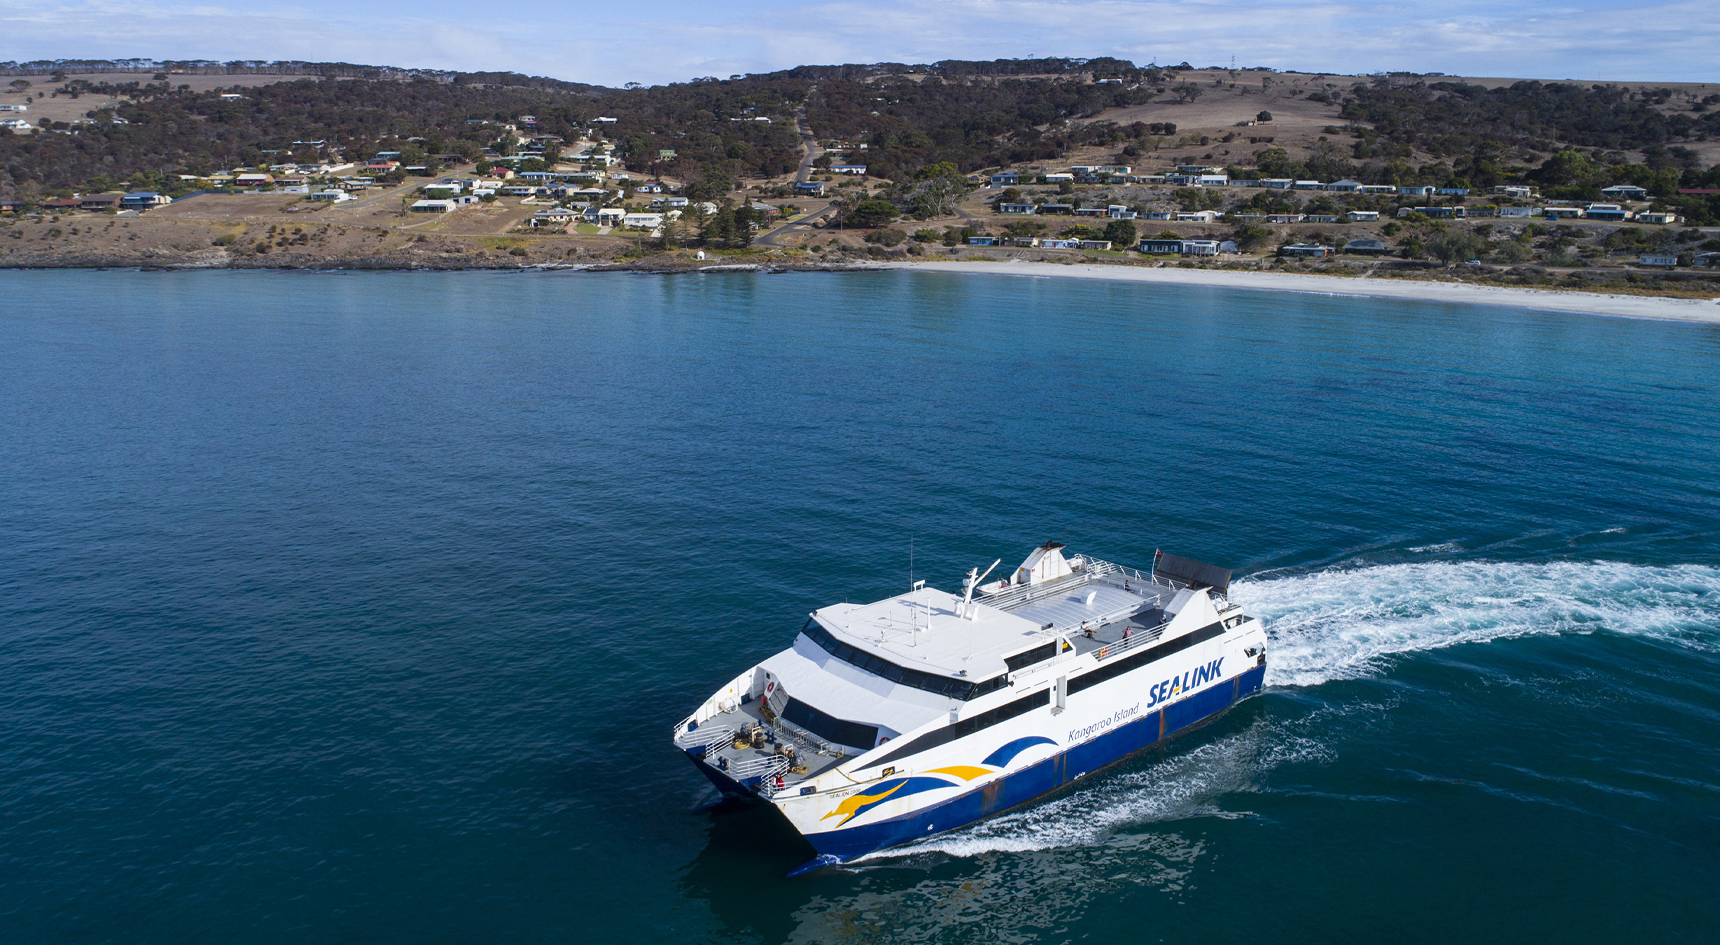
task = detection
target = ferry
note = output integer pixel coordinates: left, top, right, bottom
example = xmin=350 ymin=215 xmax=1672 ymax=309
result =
xmin=670 ymin=542 xmax=1267 ymax=875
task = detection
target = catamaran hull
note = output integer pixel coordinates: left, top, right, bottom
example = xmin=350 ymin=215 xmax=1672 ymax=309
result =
xmin=796 ymin=663 xmax=1265 ymax=862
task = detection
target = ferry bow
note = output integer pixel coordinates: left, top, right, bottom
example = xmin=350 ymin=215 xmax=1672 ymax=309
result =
xmin=670 ymin=543 xmax=1267 ymax=874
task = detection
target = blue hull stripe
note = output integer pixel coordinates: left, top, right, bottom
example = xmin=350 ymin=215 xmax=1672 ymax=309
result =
xmin=802 ymin=663 xmax=1266 ymax=860
xmin=982 ymin=735 xmax=1059 ymax=768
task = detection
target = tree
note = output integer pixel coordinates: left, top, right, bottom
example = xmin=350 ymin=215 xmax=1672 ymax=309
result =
xmin=8 ymin=79 xmax=28 ymax=92
xmin=1252 ymin=146 xmax=1292 ymax=177
xmin=1492 ymin=239 xmax=1529 ymax=264
xmin=1232 ymin=223 xmax=1273 ymax=252
xmin=1426 ymin=231 xmax=1484 ymax=265
xmin=849 ymin=200 xmax=897 ymax=227
xmin=1257 ymin=110 xmax=1273 ymax=122
xmin=1102 ymin=219 xmax=1136 ymax=246
xmin=656 ymin=210 xmax=683 ymax=250
xmin=1537 ymin=149 xmax=1595 ymax=187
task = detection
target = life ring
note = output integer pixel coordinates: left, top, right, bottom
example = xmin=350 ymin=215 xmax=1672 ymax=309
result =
xmin=764 ymin=680 xmax=777 ymax=698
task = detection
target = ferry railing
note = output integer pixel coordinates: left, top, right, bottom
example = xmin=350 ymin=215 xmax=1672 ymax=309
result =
xmin=979 ymin=570 xmax=1097 ymax=611
xmin=772 ymin=716 xmax=839 ymax=758
xmin=1084 ymin=557 xmax=1192 ymax=592
xmin=672 ymin=721 xmax=737 ymax=752
xmin=1092 ymin=622 xmax=1168 ymax=662
xmin=734 ymin=754 xmax=792 ymax=790
xmin=980 ymin=556 xmax=1193 ymax=613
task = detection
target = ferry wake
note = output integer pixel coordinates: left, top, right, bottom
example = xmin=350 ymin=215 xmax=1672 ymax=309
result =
xmin=671 ymin=542 xmax=1268 ymax=875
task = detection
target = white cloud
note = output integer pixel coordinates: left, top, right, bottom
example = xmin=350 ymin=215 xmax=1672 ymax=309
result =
xmin=1 ymin=0 xmax=1716 ymax=86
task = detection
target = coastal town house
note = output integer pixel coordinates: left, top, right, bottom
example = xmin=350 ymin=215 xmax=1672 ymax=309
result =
xmin=1600 ymin=184 xmax=1649 ymax=201
xmin=119 ymin=192 xmax=172 ymax=210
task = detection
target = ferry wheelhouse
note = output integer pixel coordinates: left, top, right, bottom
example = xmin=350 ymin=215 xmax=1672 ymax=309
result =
xmin=671 ymin=542 xmax=1267 ymax=874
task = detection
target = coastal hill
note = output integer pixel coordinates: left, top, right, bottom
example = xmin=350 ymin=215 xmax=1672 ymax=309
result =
xmin=1 ymin=57 xmax=1717 ymax=293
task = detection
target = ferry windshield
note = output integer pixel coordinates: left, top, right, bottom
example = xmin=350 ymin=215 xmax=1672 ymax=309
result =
xmin=780 ymin=697 xmax=878 ymax=750
xmin=799 ymin=620 xmax=1008 ymax=701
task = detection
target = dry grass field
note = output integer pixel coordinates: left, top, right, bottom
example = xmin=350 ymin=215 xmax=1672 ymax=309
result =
xmin=2 ymin=72 xmax=347 ymax=127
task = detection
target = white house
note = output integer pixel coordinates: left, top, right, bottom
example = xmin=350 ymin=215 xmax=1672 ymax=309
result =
xmin=308 ymin=189 xmax=353 ymax=203
xmin=0 ymin=103 xmax=26 ymax=112
xmin=533 ymin=208 xmax=576 ymax=225
xmin=409 ymin=199 xmax=455 ymax=213
xmin=622 ymin=212 xmax=664 ymax=229
xmin=1601 ymin=184 xmax=1649 ymax=201
xmin=119 ymin=192 xmax=173 ymax=210
xmin=1174 ymin=210 xmax=1222 ymax=223
xmin=1345 ymin=210 xmax=1380 ymax=222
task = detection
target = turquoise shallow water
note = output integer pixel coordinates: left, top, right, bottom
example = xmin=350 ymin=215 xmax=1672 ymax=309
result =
xmin=2 ymin=269 xmax=1718 ymax=943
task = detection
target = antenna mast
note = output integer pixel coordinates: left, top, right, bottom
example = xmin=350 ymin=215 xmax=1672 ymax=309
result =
xmin=959 ymin=559 xmax=1001 ymax=620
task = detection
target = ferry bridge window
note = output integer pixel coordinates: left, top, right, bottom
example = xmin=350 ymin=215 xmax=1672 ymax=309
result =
xmin=800 ymin=620 xmax=1007 ymax=701
xmin=781 ymin=697 xmax=878 ymax=750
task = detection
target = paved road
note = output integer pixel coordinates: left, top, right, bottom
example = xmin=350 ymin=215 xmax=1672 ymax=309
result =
xmin=754 ymin=93 xmax=838 ymax=246
xmin=793 ymin=96 xmax=823 ymax=183
xmin=756 ymin=203 xmax=838 ymax=247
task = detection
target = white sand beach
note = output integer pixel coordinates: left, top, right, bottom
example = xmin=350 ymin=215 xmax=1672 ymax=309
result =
xmin=884 ymin=261 xmax=1720 ymax=325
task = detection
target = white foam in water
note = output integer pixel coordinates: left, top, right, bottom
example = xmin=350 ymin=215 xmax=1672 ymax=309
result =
xmin=1234 ymin=560 xmax=1720 ymax=688
xmin=856 ymin=559 xmax=1720 ymax=863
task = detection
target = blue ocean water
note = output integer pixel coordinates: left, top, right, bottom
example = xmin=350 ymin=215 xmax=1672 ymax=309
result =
xmin=1 ymin=269 xmax=1717 ymax=944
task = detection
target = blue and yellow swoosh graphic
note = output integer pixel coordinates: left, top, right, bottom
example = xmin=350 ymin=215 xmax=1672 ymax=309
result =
xmin=821 ymin=777 xmax=952 ymax=827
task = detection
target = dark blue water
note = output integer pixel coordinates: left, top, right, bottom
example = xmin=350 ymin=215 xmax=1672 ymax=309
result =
xmin=2 ymin=270 xmax=1718 ymax=944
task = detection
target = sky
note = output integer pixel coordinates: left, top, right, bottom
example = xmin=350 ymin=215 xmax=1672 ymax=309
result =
xmin=2 ymin=0 xmax=1716 ymax=88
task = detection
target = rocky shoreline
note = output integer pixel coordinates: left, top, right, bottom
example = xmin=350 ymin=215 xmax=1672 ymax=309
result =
xmin=0 ymin=248 xmax=881 ymax=274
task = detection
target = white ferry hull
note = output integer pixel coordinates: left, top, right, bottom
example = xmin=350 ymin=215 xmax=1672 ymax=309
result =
xmin=672 ymin=546 xmax=1267 ymax=874
xmin=778 ymin=661 xmax=1265 ymax=867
